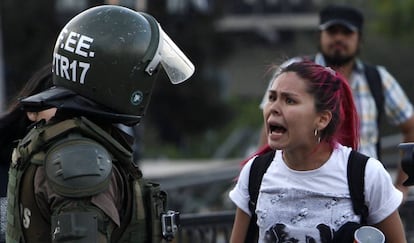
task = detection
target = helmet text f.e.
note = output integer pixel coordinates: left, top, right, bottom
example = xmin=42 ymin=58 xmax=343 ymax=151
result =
xmin=22 ymin=5 xmax=194 ymax=125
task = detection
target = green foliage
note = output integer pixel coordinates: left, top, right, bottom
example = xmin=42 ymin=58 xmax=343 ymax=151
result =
xmin=373 ymin=0 xmax=414 ymax=41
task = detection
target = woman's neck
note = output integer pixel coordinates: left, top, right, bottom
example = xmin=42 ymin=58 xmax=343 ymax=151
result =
xmin=282 ymin=144 xmax=333 ymax=171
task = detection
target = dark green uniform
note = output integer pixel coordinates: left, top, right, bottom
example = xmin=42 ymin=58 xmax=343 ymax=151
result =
xmin=6 ymin=117 xmax=166 ymax=243
xmin=6 ymin=4 xmax=193 ymax=243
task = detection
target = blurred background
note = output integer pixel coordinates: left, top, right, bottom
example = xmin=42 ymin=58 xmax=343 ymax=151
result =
xmin=2 ymin=0 xmax=414 ymax=228
xmin=1 ymin=0 xmax=414 ymax=160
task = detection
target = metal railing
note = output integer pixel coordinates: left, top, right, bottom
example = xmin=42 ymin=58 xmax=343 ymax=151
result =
xmin=176 ymin=211 xmax=234 ymax=243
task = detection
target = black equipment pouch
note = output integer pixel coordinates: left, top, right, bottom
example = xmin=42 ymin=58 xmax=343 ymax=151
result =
xmin=51 ymin=212 xmax=98 ymax=242
xmin=115 ymin=177 xmax=175 ymax=243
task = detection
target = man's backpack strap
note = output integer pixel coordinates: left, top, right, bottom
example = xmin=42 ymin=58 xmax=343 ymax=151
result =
xmin=347 ymin=150 xmax=369 ymax=225
xmin=363 ymin=64 xmax=384 ymax=159
xmin=245 ymin=150 xmax=275 ymax=243
xmin=363 ymin=64 xmax=384 ymax=119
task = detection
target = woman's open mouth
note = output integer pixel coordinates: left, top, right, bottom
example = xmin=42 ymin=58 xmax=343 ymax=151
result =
xmin=269 ymin=124 xmax=287 ymax=134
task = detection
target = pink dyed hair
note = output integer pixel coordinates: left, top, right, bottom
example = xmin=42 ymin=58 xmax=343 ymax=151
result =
xmin=281 ymin=60 xmax=359 ymax=150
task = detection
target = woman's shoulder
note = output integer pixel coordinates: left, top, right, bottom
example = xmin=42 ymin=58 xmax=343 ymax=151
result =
xmin=331 ymin=144 xmax=353 ymax=163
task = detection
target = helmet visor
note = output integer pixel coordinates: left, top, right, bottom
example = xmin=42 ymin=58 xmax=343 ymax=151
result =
xmin=146 ymin=27 xmax=195 ymax=84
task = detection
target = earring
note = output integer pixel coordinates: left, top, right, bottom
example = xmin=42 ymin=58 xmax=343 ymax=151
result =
xmin=314 ymin=129 xmax=321 ymax=144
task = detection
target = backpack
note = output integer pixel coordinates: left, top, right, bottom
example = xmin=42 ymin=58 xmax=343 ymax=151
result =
xmin=245 ymin=150 xmax=369 ymax=242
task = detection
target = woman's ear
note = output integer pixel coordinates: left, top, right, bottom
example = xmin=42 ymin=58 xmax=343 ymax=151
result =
xmin=26 ymin=112 xmax=37 ymax=121
xmin=317 ymin=110 xmax=332 ymax=130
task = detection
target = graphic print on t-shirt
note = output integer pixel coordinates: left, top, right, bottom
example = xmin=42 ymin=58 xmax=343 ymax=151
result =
xmin=256 ymin=187 xmax=360 ymax=243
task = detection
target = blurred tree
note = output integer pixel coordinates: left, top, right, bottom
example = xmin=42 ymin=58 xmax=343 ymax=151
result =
xmin=0 ymin=0 xmax=103 ymax=105
xmin=145 ymin=1 xmax=234 ymax=149
xmin=374 ymin=0 xmax=414 ymax=41
xmin=0 ymin=0 xmax=58 ymax=104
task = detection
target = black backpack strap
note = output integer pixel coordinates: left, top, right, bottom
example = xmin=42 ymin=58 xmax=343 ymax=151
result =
xmin=363 ymin=63 xmax=384 ymax=159
xmin=364 ymin=63 xmax=384 ymax=119
xmin=347 ymin=150 xmax=369 ymax=225
xmin=245 ymin=150 xmax=275 ymax=243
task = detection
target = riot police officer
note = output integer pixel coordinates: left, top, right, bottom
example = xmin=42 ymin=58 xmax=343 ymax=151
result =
xmin=6 ymin=5 xmax=194 ymax=243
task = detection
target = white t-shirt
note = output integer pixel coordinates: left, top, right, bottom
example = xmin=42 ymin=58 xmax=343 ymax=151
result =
xmin=229 ymin=144 xmax=402 ymax=242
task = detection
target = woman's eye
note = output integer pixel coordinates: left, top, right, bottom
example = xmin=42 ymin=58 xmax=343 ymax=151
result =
xmin=286 ymin=98 xmax=295 ymax=104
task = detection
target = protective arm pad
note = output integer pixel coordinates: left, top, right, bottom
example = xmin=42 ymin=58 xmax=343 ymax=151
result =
xmin=51 ymin=211 xmax=98 ymax=242
xmin=45 ymin=137 xmax=112 ymax=198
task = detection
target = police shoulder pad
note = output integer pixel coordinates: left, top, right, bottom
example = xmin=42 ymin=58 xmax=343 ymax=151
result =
xmin=45 ymin=137 xmax=112 ymax=198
